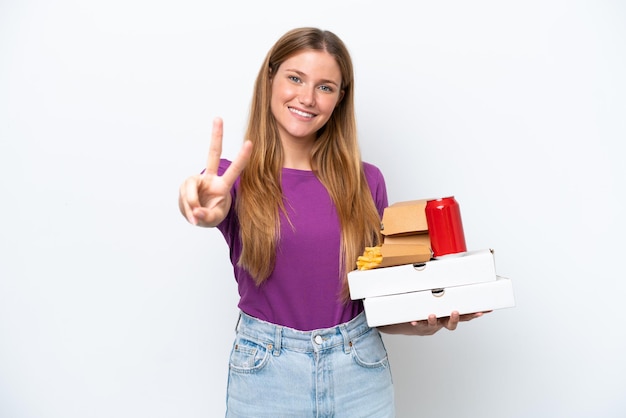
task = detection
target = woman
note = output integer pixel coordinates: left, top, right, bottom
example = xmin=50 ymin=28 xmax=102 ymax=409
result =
xmin=179 ymin=27 xmax=483 ymax=418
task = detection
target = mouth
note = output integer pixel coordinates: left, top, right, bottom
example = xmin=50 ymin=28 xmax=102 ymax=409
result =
xmin=288 ymin=107 xmax=316 ymax=119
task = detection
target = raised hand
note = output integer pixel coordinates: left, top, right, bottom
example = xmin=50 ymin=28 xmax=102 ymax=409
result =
xmin=179 ymin=117 xmax=253 ymax=227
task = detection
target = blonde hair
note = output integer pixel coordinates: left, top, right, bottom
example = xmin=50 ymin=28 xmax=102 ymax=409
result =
xmin=236 ymin=27 xmax=382 ymax=300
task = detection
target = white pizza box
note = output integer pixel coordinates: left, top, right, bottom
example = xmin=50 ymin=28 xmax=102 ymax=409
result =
xmin=348 ymin=248 xmax=497 ymax=300
xmin=362 ymin=276 xmax=515 ymax=327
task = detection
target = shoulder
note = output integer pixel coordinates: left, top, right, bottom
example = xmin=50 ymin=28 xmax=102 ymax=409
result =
xmin=202 ymin=158 xmax=232 ymax=176
xmin=362 ymin=161 xmax=388 ymax=214
xmin=362 ymin=161 xmax=386 ymax=185
xmin=217 ymin=158 xmax=232 ymax=176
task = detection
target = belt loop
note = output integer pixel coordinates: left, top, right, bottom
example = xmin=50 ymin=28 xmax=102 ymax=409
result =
xmin=273 ymin=326 xmax=282 ymax=356
xmin=339 ymin=324 xmax=351 ymax=354
xmin=234 ymin=312 xmax=242 ymax=332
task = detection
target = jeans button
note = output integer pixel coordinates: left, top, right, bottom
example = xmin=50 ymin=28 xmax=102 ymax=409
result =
xmin=314 ymin=335 xmax=323 ymax=345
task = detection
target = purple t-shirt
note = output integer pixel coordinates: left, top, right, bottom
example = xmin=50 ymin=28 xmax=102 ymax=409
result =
xmin=217 ymin=159 xmax=388 ymax=331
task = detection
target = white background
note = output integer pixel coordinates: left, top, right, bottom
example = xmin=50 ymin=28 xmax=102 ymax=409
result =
xmin=1 ymin=1 xmax=625 ymax=417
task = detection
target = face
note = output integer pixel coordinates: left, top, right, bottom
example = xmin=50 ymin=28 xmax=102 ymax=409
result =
xmin=270 ymin=50 xmax=344 ymax=146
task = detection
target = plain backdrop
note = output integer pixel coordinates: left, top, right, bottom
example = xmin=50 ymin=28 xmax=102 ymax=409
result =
xmin=1 ymin=1 xmax=625 ymax=417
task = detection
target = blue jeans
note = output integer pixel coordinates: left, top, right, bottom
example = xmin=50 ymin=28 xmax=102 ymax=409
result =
xmin=225 ymin=311 xmax=395 ymax=418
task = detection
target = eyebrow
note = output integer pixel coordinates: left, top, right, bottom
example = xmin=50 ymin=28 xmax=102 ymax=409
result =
xmin=284 ymin=68 xmax=341 ymax=88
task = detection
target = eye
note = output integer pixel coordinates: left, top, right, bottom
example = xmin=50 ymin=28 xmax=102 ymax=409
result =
xmin=288 ymin=75 xmax=302 ymax=83
xmin=318 ymin=85 xmax=334 ymax=93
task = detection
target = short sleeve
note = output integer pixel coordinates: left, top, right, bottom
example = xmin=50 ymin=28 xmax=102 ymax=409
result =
xmin=363 ymin=162 xmax=388 ymax=217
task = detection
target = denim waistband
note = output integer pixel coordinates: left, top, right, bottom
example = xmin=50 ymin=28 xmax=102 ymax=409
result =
xmin=235 ymin=311 xmax=372 ymax=355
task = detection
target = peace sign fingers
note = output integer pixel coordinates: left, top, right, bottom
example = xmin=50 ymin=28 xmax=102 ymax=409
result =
xmin=205 ymin=117 xmax=225 ymax=177
xmin=178 ymin=117 xmax=253 ymax=228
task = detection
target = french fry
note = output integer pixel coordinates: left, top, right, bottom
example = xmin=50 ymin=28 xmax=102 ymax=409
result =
xmin=356 ymin=246 xmax=383 ymax=270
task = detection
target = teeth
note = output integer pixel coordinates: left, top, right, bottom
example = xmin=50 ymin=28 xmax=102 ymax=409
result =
xmin=289 ymin=107 xmax=314 ymax=118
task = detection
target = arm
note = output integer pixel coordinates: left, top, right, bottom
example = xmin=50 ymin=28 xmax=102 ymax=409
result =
xmin=377 ymin=311 xmax=489 ymax=336
xmin=178 ymin=117 xmax=252 ymax=227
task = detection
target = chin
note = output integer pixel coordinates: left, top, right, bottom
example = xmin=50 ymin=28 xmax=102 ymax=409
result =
xmin=286 ymin=127 xmax=318 ymax=141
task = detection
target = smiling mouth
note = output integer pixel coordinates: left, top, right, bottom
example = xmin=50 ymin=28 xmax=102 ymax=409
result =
xmin=288 ymin=107 xmax=316 ymax=118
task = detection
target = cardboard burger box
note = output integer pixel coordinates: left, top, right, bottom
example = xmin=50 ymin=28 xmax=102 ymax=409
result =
xmin=381 ymin=199 xmax=430 ymax=236
xmin=383 ymin=233 xmax=431 ymax=247
xmin=376 ymin=244 xmax=432 ymax=268
xmin=348 ymin=249 xmax=515 ymax=327
xmin=376 ymin=199 xmax=433 ymax=267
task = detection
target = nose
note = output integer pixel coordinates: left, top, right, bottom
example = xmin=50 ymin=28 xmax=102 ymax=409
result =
xmin=298 ymin=86 xmax=315 ymax=107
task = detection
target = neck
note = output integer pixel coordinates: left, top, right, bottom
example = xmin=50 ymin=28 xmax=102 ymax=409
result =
xmin=281 ymin=137 xmax=314 ymax=170
xmin=283 ymin=154 xmax=312 ymax=170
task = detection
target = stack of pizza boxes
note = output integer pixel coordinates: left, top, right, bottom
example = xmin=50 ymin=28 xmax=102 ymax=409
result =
xmin=348 ymin=199 xmax=515 ymax=327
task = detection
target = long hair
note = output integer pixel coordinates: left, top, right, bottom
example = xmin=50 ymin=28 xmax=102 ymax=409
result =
xmin=236 ymin=27 xmax=382 ymax=301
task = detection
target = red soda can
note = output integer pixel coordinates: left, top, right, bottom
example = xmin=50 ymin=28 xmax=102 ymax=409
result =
xmin=425 ymin=196 xmax=467 ymax=257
